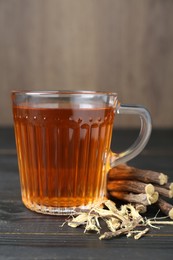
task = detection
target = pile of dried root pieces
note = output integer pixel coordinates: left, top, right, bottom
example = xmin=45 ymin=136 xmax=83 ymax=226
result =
xmin=107 ymin=164 xmax=173 ymax=218
xmin=66 ymin=164 xmax=173 ymax=240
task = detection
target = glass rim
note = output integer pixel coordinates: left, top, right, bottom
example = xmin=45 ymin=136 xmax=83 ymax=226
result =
xmin=11 ymin=90 xmax=117 ymax=97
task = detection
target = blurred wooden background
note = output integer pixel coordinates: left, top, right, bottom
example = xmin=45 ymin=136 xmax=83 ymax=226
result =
xmin=0 ymin=0 xmax=173 ymax=127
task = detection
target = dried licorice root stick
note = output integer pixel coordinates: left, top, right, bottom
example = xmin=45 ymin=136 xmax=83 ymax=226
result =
xmin=154 ymin=185 xmax=173 ymax=198
xmin=107 ymin=180 xmax=155 ymax=195
xmin=164 ymin=182 xmax=173 ymax=191
xmin=157 ymin=197 xmax=173 ymax=219
xmin=108 ymin=164 xmax=168 ymax=185
xmin=154 ymin=182 xmax=173 ymax=198
xmin=110 ymin=191 xmax=159 ymax=206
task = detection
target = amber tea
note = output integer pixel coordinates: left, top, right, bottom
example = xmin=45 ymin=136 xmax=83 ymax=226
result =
xmin=13 ymin=104 xmax=115 ymax=214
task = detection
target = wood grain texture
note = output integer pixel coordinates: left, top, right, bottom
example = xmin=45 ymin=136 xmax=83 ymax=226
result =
xmin=0 ymin=0 xmax=173 ymax=127
xmin=0 ymin=128 xmax=173 ymax=259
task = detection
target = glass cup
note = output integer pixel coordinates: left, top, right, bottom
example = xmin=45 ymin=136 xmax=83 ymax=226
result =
xmin=11 ymin=90 xmax=152 ymax=215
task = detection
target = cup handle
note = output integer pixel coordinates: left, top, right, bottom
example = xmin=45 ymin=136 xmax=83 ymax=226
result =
xmin=109 ymin=104 xmax=152 ymax=168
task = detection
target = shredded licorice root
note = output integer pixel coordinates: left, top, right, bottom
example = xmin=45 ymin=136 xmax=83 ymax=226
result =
xmin=64 ymin=200 xmax=173 ymax=240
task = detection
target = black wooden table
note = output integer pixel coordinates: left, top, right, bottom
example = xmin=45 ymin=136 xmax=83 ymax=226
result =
xmin=0 ymin=127 xmax=173 ymax=260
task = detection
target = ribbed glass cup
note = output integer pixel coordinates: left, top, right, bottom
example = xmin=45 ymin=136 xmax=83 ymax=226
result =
xmin=12 ymin=91 xmax=151 ymax=215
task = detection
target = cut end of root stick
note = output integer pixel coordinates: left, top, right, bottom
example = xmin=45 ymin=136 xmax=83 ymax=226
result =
xmin=147 ymin=192 xmax=159 ymax=205
xmin=134 ymin=204 xmax=147 ymax=214
xmin=159 ymin=173 xmax=168 ymax=185
xmin=169 ymin=208 xmax=173 ymax=220
xmin=145 ymin=184 xmax=155 ymax=195
xmin=169 ymin=190 xmax=173 ymax=199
